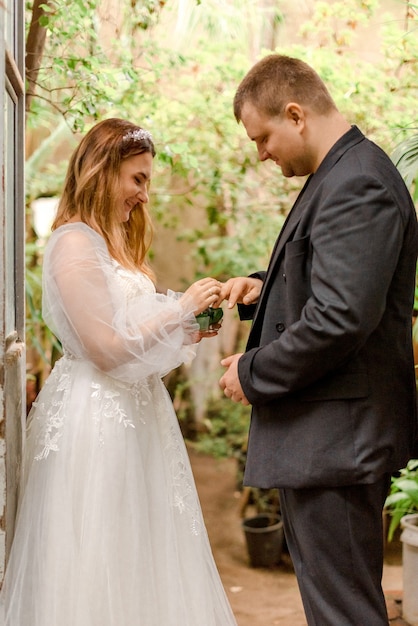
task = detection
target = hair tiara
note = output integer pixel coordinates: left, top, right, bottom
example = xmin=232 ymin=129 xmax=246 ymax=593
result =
xmin=122 ymin=128 xmax=153 ymax=143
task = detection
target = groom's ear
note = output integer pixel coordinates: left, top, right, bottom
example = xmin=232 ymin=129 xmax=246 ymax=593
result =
xmin=283 ymin=102 xmax=305 ymax=129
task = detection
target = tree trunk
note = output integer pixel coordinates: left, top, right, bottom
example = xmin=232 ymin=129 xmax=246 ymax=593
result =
xmin=25 ymin=0 xmax=53 ymax=115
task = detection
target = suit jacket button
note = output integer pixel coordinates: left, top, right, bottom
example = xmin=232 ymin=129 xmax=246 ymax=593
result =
xmin=276 ymin=322 xmax=285 ymax=332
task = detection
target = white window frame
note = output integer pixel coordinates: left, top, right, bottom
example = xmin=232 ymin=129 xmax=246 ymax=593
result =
xmin=0 ymin=0 xmax=26 ymax=583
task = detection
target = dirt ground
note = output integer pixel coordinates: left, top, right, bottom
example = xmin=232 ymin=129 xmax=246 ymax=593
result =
xmin=189 ymin=446 xmax=308 ymax=626
xmin=189 ymin=446 xmax=405 ymax=626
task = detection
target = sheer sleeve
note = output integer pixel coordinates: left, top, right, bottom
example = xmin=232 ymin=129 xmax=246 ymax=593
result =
xmin=42 ymin=224 xmax=199 ymax=384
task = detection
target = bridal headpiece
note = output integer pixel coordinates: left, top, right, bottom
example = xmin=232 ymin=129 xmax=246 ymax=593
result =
xmin=122 ymin=129 xmax=153 ymax=143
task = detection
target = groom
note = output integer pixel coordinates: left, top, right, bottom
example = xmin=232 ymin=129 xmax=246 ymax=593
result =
xmin=217 ymin=54 xmax=418 ymax=626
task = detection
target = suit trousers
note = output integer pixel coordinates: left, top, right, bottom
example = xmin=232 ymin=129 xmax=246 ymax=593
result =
xmin=280 ymin=474 xmax=391 ymax=626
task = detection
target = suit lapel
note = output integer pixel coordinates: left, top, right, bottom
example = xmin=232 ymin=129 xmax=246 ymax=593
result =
xmin=250 ymin=126 xmax=365 ymax=333
xmin=265 ymin=176 xmax=312 ymax=277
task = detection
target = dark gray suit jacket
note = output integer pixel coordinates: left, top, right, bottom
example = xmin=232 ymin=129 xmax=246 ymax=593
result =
xmin=238 ymin=126 xmax=418 ymax=489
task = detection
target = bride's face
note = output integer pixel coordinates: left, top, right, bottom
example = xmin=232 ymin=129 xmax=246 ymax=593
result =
xmin=118 ymin=152 xmax=153 ymax=222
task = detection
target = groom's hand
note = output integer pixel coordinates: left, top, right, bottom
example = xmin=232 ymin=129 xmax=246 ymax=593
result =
xmin=219 ymin=353 xmax=249 ymax=405
xmin=214 ymin=277 xmax=263 ymax=309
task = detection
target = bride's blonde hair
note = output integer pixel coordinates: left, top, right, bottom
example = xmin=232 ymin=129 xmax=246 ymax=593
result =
xmin=53 ymin=118 xmax=156 ymax=279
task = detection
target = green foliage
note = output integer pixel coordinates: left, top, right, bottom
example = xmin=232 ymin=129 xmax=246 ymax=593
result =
xmin=385 ymin=459 xmax=418 ymax=541
xmin=392 ymin=134 xmax=418 ymax=202
xmin=26 ymin=0 xmax=418 ymax=260
xmin=26 ymin=240 xmax=62 ymax=363
xmin=25 ymin=118 xmax=76 ymax=198
xmin=194 ymin=396 xmax=250 ymax=459
xmin=25 ymin=0 xmax=175 ymax=137
xmin=299 ymin=0 xmax=378 ymax=50
xmin=415 ymin=271 xmax=418 ymax=312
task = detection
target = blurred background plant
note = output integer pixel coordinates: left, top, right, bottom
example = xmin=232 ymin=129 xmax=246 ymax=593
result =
xmin=385 ymin=459 xmax=418 ymax=541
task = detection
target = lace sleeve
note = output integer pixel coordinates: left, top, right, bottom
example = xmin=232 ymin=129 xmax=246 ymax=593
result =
xmin=42 ymin=224 xmax=198 ymax=383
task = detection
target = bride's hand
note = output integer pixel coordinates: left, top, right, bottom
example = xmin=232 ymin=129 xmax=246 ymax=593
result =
xmin=179 ymin=277 xmax=222 ymax=314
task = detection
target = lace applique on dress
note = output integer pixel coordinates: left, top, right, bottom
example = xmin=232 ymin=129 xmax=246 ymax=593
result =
xmin=33 ymin=358 xmax=71 ymax=461
xmin=90 ymin=376 xmax=155 ymax=445
xmin=90 ymin=381 xmax=134 ymax=446
xmin=155 ymin=393 xmax=202 ymax=536
xmin=122 ymin=378 xmax=153 ymax=423
xmin=85 ymin=262 xmax=157 ymax=444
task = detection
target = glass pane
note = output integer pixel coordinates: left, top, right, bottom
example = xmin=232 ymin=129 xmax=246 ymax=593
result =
xmin=4 ymin=88 xmax=16 ymax=336
xmin=3 ymin=0 xmax=14 ymax=52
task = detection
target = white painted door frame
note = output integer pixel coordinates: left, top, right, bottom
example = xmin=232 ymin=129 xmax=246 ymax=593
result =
xmin=0 ymin=0 xmax=26 ymax=584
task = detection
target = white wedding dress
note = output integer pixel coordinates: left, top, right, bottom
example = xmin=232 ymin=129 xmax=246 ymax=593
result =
xmin=0 ymin=223 xmax=237 ymax=626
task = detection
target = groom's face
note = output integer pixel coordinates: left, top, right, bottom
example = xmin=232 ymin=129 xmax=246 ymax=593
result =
xmin=240 ymin=101 xmax=309 ymax=178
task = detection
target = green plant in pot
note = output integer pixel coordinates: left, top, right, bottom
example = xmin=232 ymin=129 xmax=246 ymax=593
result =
xmin=195 ymin=307 xmax=224 ymax=333
xmin=385 ymin=459 xmax=418 ymax=541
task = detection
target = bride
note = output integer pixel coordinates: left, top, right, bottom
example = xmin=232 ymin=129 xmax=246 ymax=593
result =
xmin=0 ymin=118 xmax=237 ymax=626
